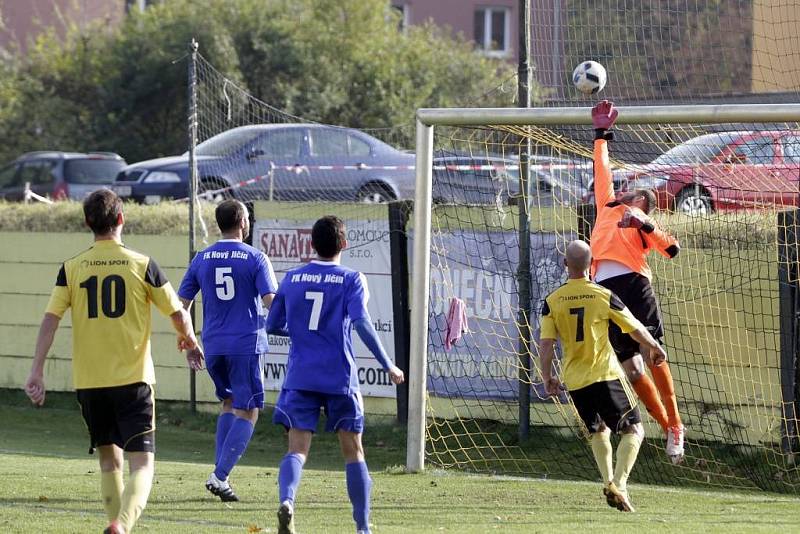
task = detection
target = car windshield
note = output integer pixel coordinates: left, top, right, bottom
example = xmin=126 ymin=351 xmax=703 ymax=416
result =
xmin=64 ymin=159 xmax=125 ymax=184
xmin=651 ymin=132 xmax=742 ymax=165
xmin=196 ymin=128 xmax=263 ymax=157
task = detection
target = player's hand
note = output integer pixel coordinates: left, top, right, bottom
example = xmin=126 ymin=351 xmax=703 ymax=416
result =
xmin=186 ymin=347 xmax=205 ymax=371
xmin=650 ymin=345 xmax=667 ymax=366
xmin=591 ymin=100 xmax=618 ymax=130
xmin=25 ymin=373 xmax=46 ymax=406
xmin=617 ymin=208 xmax=646 ymax=229
xmin=388 ymin=365 xmax=405 ymax=385
xmin=177 ymin=332 xmax=198 ymax=351
xmin=544 ymin=377 xmax=561 ymax=397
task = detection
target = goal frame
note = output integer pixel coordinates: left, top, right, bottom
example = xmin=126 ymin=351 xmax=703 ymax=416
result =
xmin=407 ymin=103 xmax=800 ymax=472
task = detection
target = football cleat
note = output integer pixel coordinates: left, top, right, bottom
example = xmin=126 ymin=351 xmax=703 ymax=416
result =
xmin=205 ymin=472 xmax=239 ymax=502
xmin=666 ymin=425 xmax=685 ymax=464
xmin=102 ymin=520 xmax=125 ymax=534
xmin=278 ymin=500 xmax=295 ymax=534
xmin=603 ymin=482 xmax=635 ymax=512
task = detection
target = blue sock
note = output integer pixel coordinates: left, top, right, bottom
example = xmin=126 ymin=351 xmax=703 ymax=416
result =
xmin=213 ymin=417 xmax=254 ymax=481
xmin=215 ymin=412 xmax=235 ymax=466
xmin=278 ymin=453 xmax=305 ymax=504
xmin=345 ymin=461 xmax=372 ymax=531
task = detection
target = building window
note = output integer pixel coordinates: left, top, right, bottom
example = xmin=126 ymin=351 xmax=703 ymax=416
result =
xmin=391 ymin=3 xmax=410 ymax=32
xmin=125 ymin=0 xmax=157 ymax=14
xmin=474 ymin=6 xmax=511 ymax=56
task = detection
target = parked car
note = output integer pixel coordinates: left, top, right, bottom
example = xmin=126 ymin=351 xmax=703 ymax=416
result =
xmin=0 ymin=151 xmax=126 ymax=201
xmin=431 ymin=153 xmax=592 ymax=206
xmin=113 ymin=124 xmax=416 ymax=204
xmin=618 ymin=130 xmax=800 ymax=215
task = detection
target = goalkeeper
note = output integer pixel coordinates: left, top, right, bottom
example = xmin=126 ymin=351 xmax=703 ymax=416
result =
xmin=588 ymin=100 xmax=684 ymax=463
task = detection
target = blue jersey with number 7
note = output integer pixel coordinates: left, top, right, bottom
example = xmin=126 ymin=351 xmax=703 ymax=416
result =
xmin=266 ymin=260 xmax=370 ymax=394
xmin=178 ymin=240 xmax=277 ymax=356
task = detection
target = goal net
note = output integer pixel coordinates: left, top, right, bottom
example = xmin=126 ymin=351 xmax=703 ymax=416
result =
xmin=408 ymin=105 xmax=800 ymax=493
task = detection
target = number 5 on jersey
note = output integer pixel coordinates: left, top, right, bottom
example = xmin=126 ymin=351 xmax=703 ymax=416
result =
xmin=215 ymin=267 xmax=235 ymax=300
xmin=305 ymin=291 xmax=324 ymax=331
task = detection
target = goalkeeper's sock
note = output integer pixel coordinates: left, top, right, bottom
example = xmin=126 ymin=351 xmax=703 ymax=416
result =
xmin=100 ymin=469 xmax=123 ymax=521
xmin=346 ymin=461 xmax=372 ymax=532
xmin=590 ymin=429 xmax=613 ymax=484
xmin=118 ymin=464 xmax=154 ymax=533
xmin=612 ymin=431 xmax=643 ymax=494
xmin=215 ymin=412 xmax=236 ymax=467
xmin=214 ymin=417 xmax=255 ymax=481
xmin=278 ymin=453 xmax=305 ymax=505
xmin=631 ymin=373 xmax=669 ymax=431
xmin=650 ymin=362 xmax=682 ymax=428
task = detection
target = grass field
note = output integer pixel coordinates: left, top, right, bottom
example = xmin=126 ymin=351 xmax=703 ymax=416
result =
xmin=2 ymin=390 xmax=800 ymax=534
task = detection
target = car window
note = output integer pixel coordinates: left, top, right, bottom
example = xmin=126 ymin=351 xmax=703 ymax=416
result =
xmin=19 ymin=160 xmax=54 ymax=186
xmin=64 ymin=159 xmax=125 ymax=184
xmin=0 ymin=164 xmax=18 ymax=187
xmin=652 ymin=133 xmax=740 ymax=165
xmin=733 ymin=137 xmax=775 ymax=164
xmin=781 ymin=135 xmax=800 ymax=164
xmin=196 ymin=128 xmax=263 ymax=157
xmin=256 ymin=129 xmax=304 ymax=158
xmin=310 ymin=129 xmax=348 ymax=157
xmin=349 ymin=135 xmax=371 ymax=157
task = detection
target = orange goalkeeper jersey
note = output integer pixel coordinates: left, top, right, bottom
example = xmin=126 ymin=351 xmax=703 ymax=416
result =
xmin=589 ymin=139 xmax=679 ymax=280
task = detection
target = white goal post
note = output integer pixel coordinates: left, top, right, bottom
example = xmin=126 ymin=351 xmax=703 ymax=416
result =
xmin=406 ymin=103 xmax=800 ymax=473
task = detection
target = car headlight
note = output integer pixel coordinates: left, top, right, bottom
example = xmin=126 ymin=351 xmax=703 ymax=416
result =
xmin=631 ymin=175 xmax=668 ymax=189
xmin=143 ymin=171 xmax=182 ymax=183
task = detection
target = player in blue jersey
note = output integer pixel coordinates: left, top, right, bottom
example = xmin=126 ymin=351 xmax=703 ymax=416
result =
xmin=266 ymin=215 xmax=404 ymax=534
xmin=178 ymin=199 xmax=278 ymax=502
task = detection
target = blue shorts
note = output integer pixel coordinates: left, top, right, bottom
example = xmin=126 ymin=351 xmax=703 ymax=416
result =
xmin=205 ymin=353 xmax=266 ymax=410
xmin=273 ymin=389 xmax=365 ymax=433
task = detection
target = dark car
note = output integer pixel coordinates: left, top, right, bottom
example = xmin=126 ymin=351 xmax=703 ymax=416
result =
xmin=618 ymin=130 xmax=800 ymax=215
xmin=432 ymin=153 xmax=592 ymax=206
xmin=0 ymin=151 xmax=126 ymax=202
xmin=114 ymin=124 xmax=416 ymax=204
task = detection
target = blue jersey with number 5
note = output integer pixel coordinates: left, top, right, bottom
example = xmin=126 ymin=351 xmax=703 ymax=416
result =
xmin=178 ymin=240 xmax=277 ymax=355
xmin=267 ymin=260 xmax=370 ymax=394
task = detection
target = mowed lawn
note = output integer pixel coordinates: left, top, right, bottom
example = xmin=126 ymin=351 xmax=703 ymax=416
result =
xmin=1 ymin=390 xmax=799 ymax=534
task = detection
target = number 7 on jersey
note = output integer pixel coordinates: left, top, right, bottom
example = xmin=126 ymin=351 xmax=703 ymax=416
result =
xmin=305 ymin=291 xmax=324 ymax=330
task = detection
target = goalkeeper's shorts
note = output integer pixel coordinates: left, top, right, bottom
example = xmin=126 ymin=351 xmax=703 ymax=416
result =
xmin=598 ymin=272 xmax=663 ymax=362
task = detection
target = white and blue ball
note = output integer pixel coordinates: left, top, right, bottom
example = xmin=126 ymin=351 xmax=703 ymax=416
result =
xmin=572 ymin=61 xmax=607 ymax=95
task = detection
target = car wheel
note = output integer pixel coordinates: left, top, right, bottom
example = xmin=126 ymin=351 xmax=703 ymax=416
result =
xmin=357 ymin=183 xmax=395 ymax=204
xmin=198 ymin=178 xmax=232 ymax=203
xmin=675 ymin=186 xmax=712 ymax=216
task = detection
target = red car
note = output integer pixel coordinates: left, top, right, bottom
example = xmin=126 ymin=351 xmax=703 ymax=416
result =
xmin=619 ymin=130 xmax=800 ymax=215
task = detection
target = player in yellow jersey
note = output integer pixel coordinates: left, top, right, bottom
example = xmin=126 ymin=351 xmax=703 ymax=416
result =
xmin=589 ymin=100 xmax=685 ymax=464
xmin=539 ymin=240 xmax=668 ymax=512
xmin=24 ymin=189 xmax=200 ymax=534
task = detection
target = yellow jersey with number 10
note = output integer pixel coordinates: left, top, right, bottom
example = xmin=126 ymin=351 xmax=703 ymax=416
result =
xmin=539 ymin=277 xmax=642 ymax=391
xmin=45 ymin=239 xmax=183 ymax=389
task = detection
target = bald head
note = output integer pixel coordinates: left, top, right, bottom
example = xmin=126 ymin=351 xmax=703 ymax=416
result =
xmin=565 ymin=240 xmax=592 ymax=275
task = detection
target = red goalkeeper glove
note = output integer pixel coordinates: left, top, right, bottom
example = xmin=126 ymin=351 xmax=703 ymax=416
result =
xmin=618 ymin=208 xmax=648 ymax=229
xmin=592 ymin=100 xmax=618 ymax=130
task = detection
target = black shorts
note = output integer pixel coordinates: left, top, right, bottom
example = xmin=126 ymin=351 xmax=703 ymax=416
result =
xmin=76 ymin=382 xmax=155 ymax=454
xmin=570 ymin=379 xmax=641 ymax=433
xmin=597 ymin=272 xmax=663 ymax=362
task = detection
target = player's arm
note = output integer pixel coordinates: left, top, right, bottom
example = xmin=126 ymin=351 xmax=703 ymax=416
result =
xmin=591 ymin=100 xmax=619 ymax=208
xmin=265 ymin=289 xmax=288 ymax=336
xmin=257 ymin=252 xmax=279 ymax=310
xmin=607 ymin=292 xmax=668 ymax=365
xmin=26 ymin=264 xmax=70 ymax=406
xmin=617 ymin=209 xmax=680 ymax=259
xmin=538 ymin=298 xmax=561 ymax=396
xmin=146 ymin=258 xmax=199 ymax=352
xmin=353 ymin=317 xmax=404 ymax=385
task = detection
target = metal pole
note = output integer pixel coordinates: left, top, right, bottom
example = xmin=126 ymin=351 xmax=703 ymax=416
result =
xmin=406 ymin=119 xmax=434 ymax=473
xmin=187 ymin=39 xmax=199 ymax=413
xmin=416 ymin=103 xmax=800 ymax=126
xmin=516 ymin=0 xmax=532 ymax=441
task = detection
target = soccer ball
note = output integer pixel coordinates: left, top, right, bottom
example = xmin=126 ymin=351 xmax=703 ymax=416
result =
xmin=572 ymin=61 xmax=607 ymax=95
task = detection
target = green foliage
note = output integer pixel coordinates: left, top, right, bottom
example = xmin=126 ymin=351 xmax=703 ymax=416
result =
xmin=0 ymin=0 xmax=521 ymax=165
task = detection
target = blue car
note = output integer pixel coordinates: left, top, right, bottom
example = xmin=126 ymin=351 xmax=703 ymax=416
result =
xmin=113 ymin=124 xmax=416 ymax=204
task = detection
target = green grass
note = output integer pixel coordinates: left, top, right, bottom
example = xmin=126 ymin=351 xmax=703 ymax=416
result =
xmin=2 ymin=389 xmax=800 ymax=534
